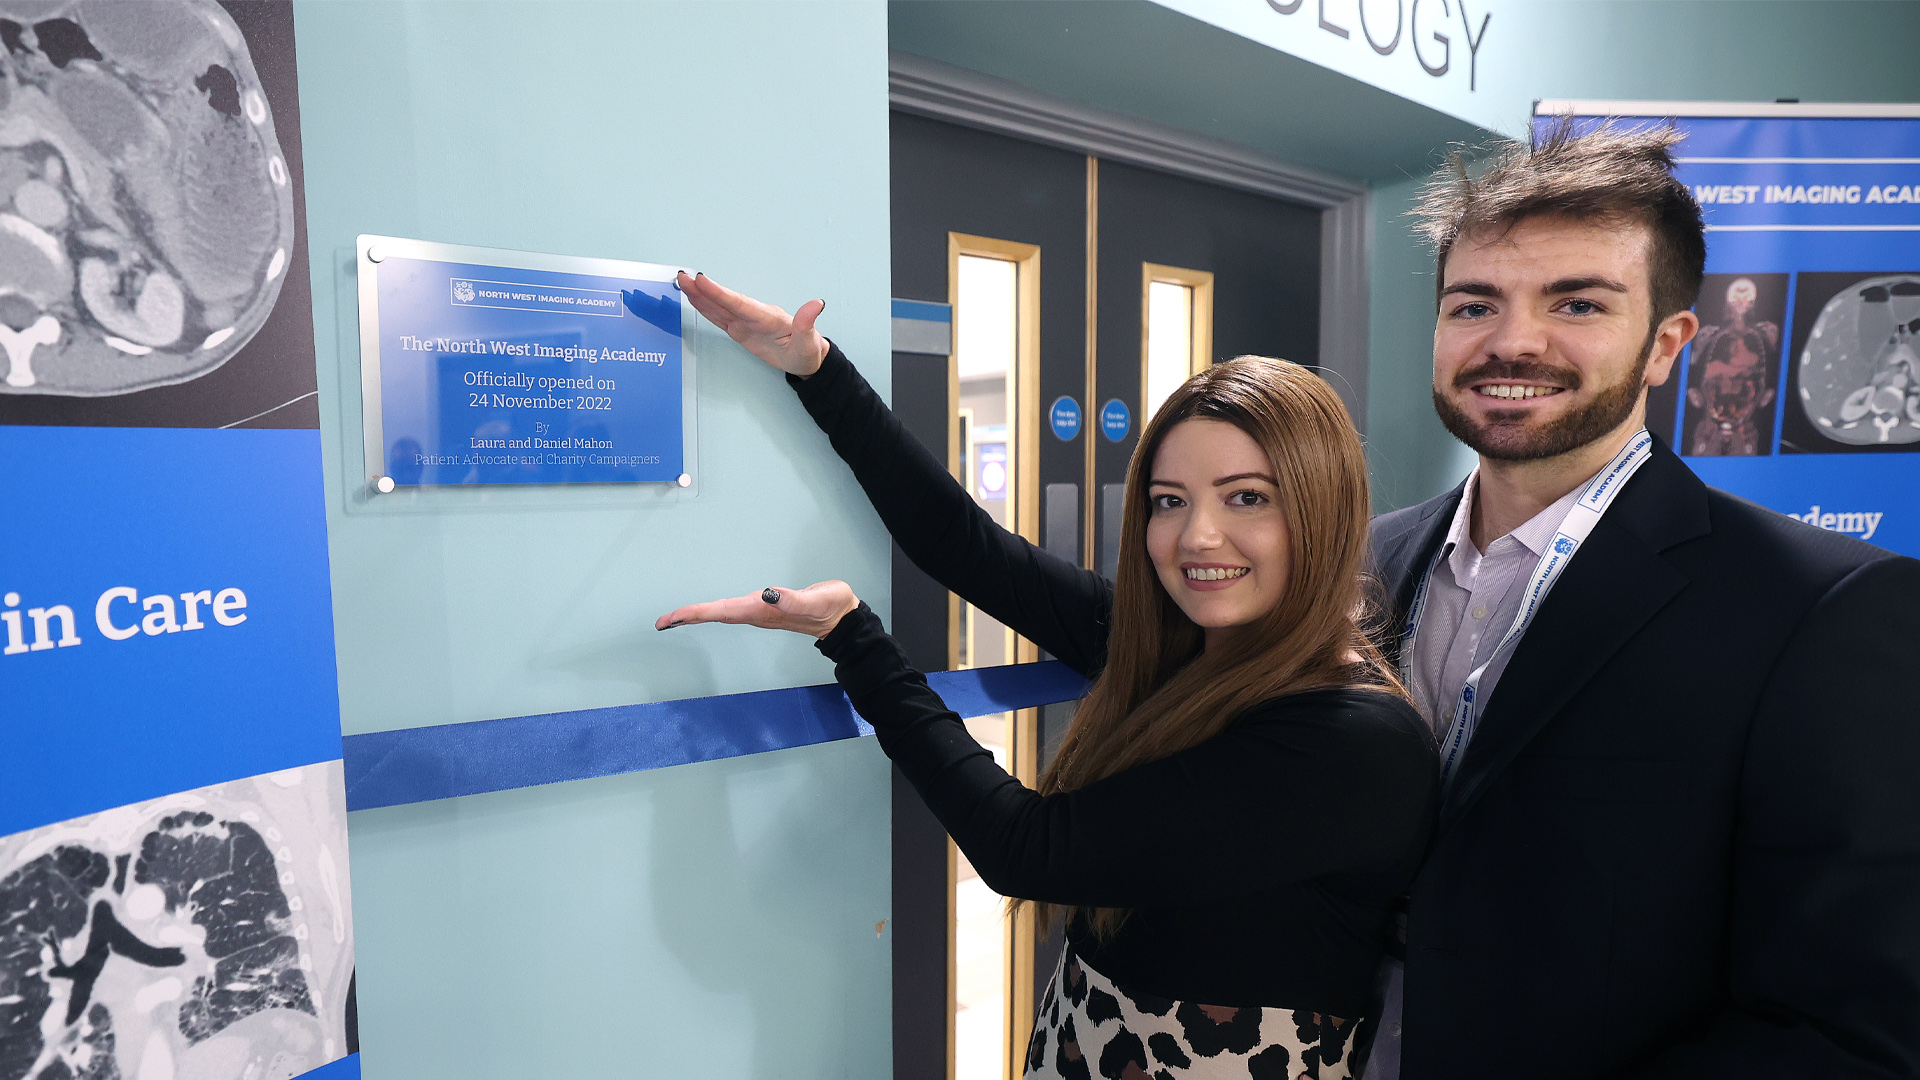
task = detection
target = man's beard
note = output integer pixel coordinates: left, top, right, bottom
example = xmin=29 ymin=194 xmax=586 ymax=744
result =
xmin=1432 ymin=342 xmax=1651 ymax=462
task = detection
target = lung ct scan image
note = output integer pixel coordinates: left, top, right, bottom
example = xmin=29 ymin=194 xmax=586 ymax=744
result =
xmin=0 ymin=762 xmax=355 ymax=1080
xmin=1783 ymin=272 xmax=1920 ymax=454
xmin=0 ymin=0 xmax=319 ymax=430
xmin=1681 ymin=273 xmax=1787 ymax=456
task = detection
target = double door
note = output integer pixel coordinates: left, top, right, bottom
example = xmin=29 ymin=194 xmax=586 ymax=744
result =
xmin=887 ymin=111 xmax=1323 ymax=1080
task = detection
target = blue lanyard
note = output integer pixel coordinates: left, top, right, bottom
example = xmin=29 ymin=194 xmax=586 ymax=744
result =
xmin=1398 ymin=431 xmax=1655 ymax=784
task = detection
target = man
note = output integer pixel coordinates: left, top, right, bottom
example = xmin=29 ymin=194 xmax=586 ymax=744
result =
xmin=1362 ymin=124 xmax=1920 ymax=1078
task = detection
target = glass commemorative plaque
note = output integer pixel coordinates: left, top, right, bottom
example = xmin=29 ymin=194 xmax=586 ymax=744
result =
xmin=356 ymin=235 xmax=695 ymax=489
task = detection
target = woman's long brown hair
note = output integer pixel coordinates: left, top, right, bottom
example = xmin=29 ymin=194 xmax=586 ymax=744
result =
xmin=1021 ymin=356 xmax=1403 ymax=938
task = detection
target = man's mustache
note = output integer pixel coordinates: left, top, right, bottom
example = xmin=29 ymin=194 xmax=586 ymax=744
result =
xmin=1451 ymin=360 xmax=1581 ymax=391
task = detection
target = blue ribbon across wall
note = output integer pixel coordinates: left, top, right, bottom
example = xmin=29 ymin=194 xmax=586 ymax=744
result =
xmin=342 ymin=661 xmax=1090 ymax=811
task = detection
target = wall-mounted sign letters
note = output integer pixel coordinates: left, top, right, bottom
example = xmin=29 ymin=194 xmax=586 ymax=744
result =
xmin=356 ymin=235 xmax=696 ymax=489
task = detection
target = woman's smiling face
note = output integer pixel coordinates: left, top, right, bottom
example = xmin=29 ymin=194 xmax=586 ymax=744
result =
xmin=1145 ymin=418 xmax=1291 ymax=645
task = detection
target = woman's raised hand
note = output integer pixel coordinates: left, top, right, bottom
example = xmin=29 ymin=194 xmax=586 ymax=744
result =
xmin=655 ymin=580 xmax=860 ymax=639
xmin=677 ymin=271 xmax=828 ymax=378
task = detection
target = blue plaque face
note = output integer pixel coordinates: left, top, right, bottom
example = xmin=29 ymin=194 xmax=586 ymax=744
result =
xmin=1101 ymin=398 xmax=1132 ymax=442
xmin=360 ymin=238 xmax=690 ymax=487
xmin=1049 ymin=396 xmax=1082 ymax=441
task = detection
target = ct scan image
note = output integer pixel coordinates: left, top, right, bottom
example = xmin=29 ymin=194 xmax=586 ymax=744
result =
xmin=0 ymin=761 xmax=355 ymax=1080
xmin=1680 ymin=273 xmax=1786 ymax=456
xmin=1783 ymin=272 xmax=1920 ymax=454
xmin=0 ymin=0 xmax=318 ymax=429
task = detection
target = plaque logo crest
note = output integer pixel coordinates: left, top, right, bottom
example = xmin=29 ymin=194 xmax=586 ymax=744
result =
xmin=453 ymin=280 xmax=476 ymax=303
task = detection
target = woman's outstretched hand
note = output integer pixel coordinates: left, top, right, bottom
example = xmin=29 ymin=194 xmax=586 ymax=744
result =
xmin=655 ymin=580 xmax=860 ymax=639
xmin=677 ymin=271 xmax=828 ymax=378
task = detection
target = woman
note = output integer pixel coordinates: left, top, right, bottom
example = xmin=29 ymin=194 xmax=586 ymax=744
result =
xmin=657 ymin=274 xmax=1437 ymax=1079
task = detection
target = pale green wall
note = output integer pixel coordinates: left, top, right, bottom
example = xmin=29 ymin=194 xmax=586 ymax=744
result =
xmin=1364 ymin=173 xmax=1477 ymax=512
xmin=295 ymin=3 xmax=894 ymax=1077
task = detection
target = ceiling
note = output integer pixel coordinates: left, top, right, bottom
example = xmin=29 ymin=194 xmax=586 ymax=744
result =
xmin=889 ymin=0 xmax=1490 ymax=185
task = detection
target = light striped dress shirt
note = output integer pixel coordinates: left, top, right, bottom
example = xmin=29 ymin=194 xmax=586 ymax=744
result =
xmin=1361 ymin=472 xmax=1584 ymax=1080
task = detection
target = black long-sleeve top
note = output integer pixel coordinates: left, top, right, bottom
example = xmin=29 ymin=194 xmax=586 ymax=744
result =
xmin=799 ymin=344 xmax=1438 ymax=1016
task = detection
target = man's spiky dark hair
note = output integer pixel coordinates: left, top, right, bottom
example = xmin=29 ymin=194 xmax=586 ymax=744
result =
xmin=1413 ymin=118 xmax=1707 ymax=324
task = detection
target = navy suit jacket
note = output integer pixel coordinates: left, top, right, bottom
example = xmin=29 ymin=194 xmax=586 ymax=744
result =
xmin=1370 ymin=439 xmax=1920 ymax=1078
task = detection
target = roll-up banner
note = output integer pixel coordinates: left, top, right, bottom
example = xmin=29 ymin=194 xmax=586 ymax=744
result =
xmin=1 ymin=3 xmax=359 ymax=1079
xmin=1537 ymin=102 xmax=1920 ymax=559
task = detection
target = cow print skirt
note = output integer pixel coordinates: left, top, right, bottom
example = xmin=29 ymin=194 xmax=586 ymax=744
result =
xmin=1022 ymin=948 xmax=1360 ymax=1080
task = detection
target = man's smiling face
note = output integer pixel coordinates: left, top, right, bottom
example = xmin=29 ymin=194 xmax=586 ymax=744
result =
xmin=1431 ymin=215 xmax=1681 ymax=462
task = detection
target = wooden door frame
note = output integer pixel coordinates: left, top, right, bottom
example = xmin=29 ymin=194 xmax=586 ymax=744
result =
xmin=945 ymin=232 xmax=1042 ymax=673
xmin=945 ymin=231 xmax=1043 ymax=1080
xmin=1140 ymin=263 xmax=1216 ymax=419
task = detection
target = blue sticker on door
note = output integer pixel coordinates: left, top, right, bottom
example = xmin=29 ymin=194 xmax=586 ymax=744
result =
xmin=1050 ymin=396 xmax=1081 ymax=441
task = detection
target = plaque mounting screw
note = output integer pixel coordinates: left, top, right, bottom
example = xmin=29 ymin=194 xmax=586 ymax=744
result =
xmin=373 ymin=476 xmax=396 ymax=493
xmin=366 ymin=246 xmax=385 ymax=263
xmin=676 ymin=474 xmax=692 ymax=488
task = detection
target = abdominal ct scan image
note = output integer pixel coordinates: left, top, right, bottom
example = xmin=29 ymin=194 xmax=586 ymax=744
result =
xmin=1793 ymin=274 xmax=1920 ymax=449
xmin=0 ymin=0 xmax=295 ymax=401
xmin=0 ymin=762 xmax=355 ymax=1080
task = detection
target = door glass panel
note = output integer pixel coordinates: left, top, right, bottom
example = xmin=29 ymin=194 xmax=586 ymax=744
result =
xmin=953 ymin=251 xmax=1018 ymax=1080
xmin=953 ymin=728 xmax=1009 ymax=1080
xmin=1144 ymin=279 xmax=1194 ymax=421
xmin=1142 ymin=264 xmax=1214 ymax=427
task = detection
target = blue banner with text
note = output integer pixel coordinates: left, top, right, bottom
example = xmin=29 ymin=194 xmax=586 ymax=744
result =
xmin=0 ymin=4 xmax=358 ymax=1075
xmin=1547 ymin=108 xmax=1920 ymax=558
